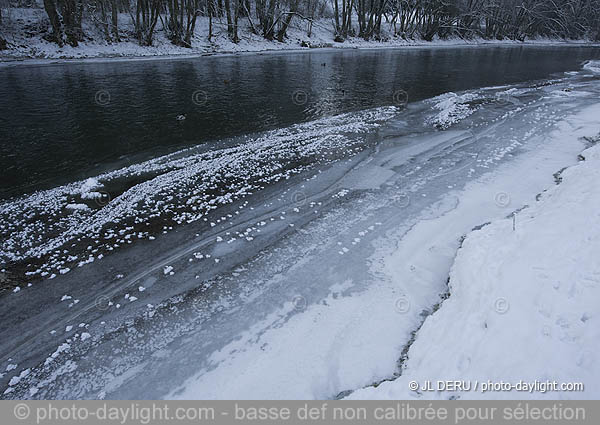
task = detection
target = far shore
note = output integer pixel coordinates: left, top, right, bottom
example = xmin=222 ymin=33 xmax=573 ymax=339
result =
xmin=2 ymin=38 xmax=600 ymax=68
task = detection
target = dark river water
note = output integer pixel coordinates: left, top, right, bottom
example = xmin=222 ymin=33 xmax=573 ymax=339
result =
xmin=1 ymin=45 xmax=599 ymax=198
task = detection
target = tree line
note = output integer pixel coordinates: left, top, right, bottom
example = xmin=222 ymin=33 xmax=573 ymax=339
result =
xmin=333 ymin=0 xmax=600 ymax=41
xmin=1 ymin=0 xmax=599 ymax=49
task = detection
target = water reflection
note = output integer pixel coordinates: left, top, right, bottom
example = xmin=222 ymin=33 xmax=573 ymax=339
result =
xmin=0 ymin=45 xmax=599 ymax=197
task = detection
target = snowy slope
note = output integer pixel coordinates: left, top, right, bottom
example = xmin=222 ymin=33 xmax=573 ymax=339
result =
xmin=351 ymin=129 xmax=600 ymax=400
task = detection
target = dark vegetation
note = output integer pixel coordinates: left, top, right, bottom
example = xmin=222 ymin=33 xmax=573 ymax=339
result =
xmin=1 ymin=0 xmax=599 ymax=51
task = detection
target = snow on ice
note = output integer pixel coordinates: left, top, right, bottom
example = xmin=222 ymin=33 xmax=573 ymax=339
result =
xmin=352 ymin=128 xmax=600 ymax=400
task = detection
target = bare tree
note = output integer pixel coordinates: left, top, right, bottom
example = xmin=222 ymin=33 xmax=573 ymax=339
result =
xmin=166 ymin=0 xmax=200 ymax=46
xmin=132 ymin=0 xmax=162 ymax=45
xmin=0 ymin=0 xmax=7 ymax=49
xmin=14 ymin=0 xmax=600 ymax=48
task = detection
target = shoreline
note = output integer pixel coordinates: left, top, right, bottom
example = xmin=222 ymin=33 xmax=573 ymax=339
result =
xmin=349 ymin=107 xmax=600 ymax=400
xmin=2 ymin=38 xmax=600 ymax=68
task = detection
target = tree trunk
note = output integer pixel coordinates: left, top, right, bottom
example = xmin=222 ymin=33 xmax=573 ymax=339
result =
xmin=264 ymin=0 xmax=276 ymax=39
xmin=277 ymin=0 xmax=300 ymax=42
xmin=208 ymin=0 xmax=213 ymax=40
xmin=224 ymin=0 xmax=234 ymax=39
xmin=111 ymin=0 xmax=120 ymax=41
xmin=232 ymin=0 xmax=240 ymax=42
xmin=43 ymin=0 xmax=64 ymax=45
xmin=59 ymin=0 xmax=85 ymax=46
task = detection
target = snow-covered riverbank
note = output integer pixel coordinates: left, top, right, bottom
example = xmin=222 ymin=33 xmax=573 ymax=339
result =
xmin=169 ymin=100 xmax=600 ymax=400
xmin=351 ymin=107 xmax=600 ymax=400
xmin=1 ymin=8 xmax=599 ymax=66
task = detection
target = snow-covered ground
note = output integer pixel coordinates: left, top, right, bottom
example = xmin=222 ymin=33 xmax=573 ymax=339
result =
xmin=2 ymin=57 xmax=600 ymax=400
xmin=1 ymin=7 xmax=598 ymax=64
xmin=351 ymin=119 xmax=600 ymax=400
xmin=170 ymin=97 xmax=600 ymax=400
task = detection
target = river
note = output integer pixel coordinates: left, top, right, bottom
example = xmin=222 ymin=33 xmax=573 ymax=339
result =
xmin=1 ymin=45 xmax=599 ymax=198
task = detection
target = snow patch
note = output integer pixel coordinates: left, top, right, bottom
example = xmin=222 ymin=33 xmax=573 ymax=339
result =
xmin=352 ymin=124 xmax=600 ymax=400
xmin=427 ymin=92 xmax=480 ymax=129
